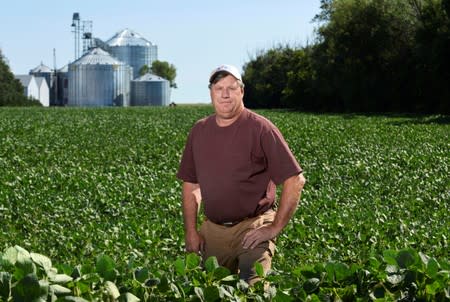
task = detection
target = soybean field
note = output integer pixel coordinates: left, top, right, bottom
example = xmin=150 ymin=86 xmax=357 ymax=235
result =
xmin=0 ymin=106 xmax=448 ymax=301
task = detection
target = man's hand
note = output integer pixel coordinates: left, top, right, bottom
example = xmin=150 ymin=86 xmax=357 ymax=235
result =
xmin=185 ymin=230 xmax=205 ymax=255
xmin=242 ymin=173 xmax=305 ymax=249
xmin=242 ymin=225 xmax=277 ymax=249
xmin=182 ymin=181 xmax=204 ymax=254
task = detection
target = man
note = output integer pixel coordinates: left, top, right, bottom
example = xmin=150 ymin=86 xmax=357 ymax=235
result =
xmin=177 ymin=64 xmax=305 ymax=285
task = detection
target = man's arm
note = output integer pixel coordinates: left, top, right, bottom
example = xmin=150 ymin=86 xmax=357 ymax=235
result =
xmin=182 ymin=181 xmax=204 ymax=253
xmin=242 ymin=173 xmax=306 ymax=249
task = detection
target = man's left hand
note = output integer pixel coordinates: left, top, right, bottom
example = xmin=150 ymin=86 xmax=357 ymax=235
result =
xmin=242 ymin=225 xmax=277 ymax=249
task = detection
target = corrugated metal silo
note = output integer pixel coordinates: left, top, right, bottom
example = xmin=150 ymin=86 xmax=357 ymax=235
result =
xmin=131 ymin=73 xmax=170 ymax=106
xmin=55 ymin=65 xmax=69 ymax=106
xmin=106 ymin=28 xmax=158 ymax=79
xmin=68 ymin=48 xmax=132 ymax=107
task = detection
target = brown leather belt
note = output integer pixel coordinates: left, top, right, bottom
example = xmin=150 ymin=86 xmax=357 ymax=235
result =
xmin=220 ymin=220 xmax=243 ymax=227
xmin=209 ymin=217 xmax=247 ymax=227
xmin=208 ymin=208 xmax=274 ymax=227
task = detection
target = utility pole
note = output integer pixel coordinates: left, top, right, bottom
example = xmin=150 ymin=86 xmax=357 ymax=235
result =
xmin=53 ymin=48 xmax=58 ymax=105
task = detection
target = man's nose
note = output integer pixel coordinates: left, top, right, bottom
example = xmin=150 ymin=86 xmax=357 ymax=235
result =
xmin=222 ymin=88 xmax=230 ymax=97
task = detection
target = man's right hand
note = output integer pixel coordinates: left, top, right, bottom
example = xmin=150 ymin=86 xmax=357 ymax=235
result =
xmin=185 ymin=230 xmax=205 ymax=255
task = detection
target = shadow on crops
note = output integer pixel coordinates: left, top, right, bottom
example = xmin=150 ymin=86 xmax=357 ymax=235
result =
xmin=341 ymin=113 xmax=450 ymax=125
xmin=387 ymin=115 xmax=450 ymax=126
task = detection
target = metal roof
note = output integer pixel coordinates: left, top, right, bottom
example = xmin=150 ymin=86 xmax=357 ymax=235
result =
xmin=133 ymin=73 xmax=168 ymax=82
xmin=15 ymin=75 xmax=34 ymax=86
xmin=58 ymin=65 xmax=69 ymax=73
xmin=30 ymin=62 xmax=52 ymax=73
xmin=106 ymin=28 xmax=153 ymax=47
xmin=71 ymin=48 xmax=125 ymax=65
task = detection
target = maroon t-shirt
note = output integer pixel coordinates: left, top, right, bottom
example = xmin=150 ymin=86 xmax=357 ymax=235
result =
xmin=177 ymin=108 xmax=302 ymax=224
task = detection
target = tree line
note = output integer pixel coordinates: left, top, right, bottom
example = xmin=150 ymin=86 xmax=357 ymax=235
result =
xmin=243 ymin=0 xmax=450 ymax=114
xmin=0 ymin=50 xmax=41 ymax=106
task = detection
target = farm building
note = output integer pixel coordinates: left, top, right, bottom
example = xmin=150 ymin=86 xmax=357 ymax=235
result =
xmin=14 ymin=74 xmax=49 ymax=107
xmin=131 ymin=73 xmax=170 ymax=106
xmin=68 ymin=48 xmax=132 ymax=107
xmin=106 ymin=28 xmax=158 ymax=79
xmin=14 ymin=23 xmax=170 ymax=107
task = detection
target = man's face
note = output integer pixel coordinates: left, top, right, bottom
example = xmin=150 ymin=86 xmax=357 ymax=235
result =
xmin=210 ymin=74 xmax=244 ymax=120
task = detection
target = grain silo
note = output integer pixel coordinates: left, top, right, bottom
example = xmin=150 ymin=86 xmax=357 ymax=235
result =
xmin=106 ymin=28 xmax=158 ymax=79
xmin=130 ymin=73 xmax=170 ymax=106
xmin=55 ymin=65 xmax=69 ymax=106
xmin=68 ymin=47 xmax=132 ymax=106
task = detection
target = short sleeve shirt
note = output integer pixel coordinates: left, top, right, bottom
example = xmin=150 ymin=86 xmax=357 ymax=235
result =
xmin=177 ymin=108 xmax=302 ymax=223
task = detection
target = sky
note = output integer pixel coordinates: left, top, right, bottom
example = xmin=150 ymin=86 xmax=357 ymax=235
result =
xmin=0 ymin=0 xmax=322 ymax=104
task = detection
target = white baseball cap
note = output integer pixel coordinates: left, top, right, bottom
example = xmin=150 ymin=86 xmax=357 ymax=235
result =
xmin=209 ymin=64 xmax=242 ymax=83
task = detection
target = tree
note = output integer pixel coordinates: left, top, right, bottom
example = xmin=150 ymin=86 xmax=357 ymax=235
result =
xmin=312 ymin=0 xmax=418 ymax=112
xmin=243 ymin=46 xmax=304 ymax=108
xmin=411 ymin=0 xmax=450 ymax=113
xmin=151 ymin=60 xmax=177 ymax=88
xmin=139 ymin=64 xmax=151 ymax=76
xmin=242 ymin=0 xmax=449 ymax=113
xmin=0 ymin=50 xmax=41 ymax=106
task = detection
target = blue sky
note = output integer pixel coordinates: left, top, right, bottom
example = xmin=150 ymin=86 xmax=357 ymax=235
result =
xmin=0 ymin=0 xmax=322 ymax=103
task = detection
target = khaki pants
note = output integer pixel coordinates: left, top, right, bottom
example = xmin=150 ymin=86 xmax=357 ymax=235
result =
xmin=199 ymin=210 xmax=276 ymax=285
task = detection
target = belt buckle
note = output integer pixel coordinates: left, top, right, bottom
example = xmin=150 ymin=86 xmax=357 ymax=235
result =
xmin=222 ymin=221 xmax=237 ymax=227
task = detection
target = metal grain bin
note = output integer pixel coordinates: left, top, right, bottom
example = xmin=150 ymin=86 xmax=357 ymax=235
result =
xmin=131 ymin=73 xmax=170 ymax=106
xmin=55 ymin=65 xmax=69 ymax=106
xmin=68 ymin=48 xmax=132 ymax=107
xmin=106 ymin=28 xmax=158 ymax=79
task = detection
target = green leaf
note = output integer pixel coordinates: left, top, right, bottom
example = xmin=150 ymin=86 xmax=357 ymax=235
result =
xmin=50 ymin=274 xmax=73 ymax=284
xmin=157 ymin=275 xmax=170 ymax=292
xmin=71 ymin=265 xmax=82 ymax=279
xmin=174 ymin=258 xmax=185 ymax=276
xmin=64 ymin=296 xmax=90 ymax=302
xmin=12 ymin=273 xmax=42 ymax=300
xmin=96 ymin=255 xmax=116 ymax=281
xmin=303 ymin=278 xmax=320 ymax=294
xmin=186 ymin=253 xmax=200 ymax=270
xmin=134 ymin=267 xmax=149 ymax=283
xmin=382 ymin=250 xmax=398 ymax=266
xmin=386 ymin=274 xmax=404 ymax=285
xmin=213 ymin=267 xmax=231 ymax=280
xmin=205 ymin=256 xmax=219 ymax=273
xmin=204 ymin=285 xmax=220 ymax=301
xmin=105 ymin=280 xmax=120 ymax=299
xmin=254 ymin=261 xmax=265 ymax=278
xmin=220 ymin=274 xmax=236 ymax=282
xmin=50 ymin=284 xmax=71 ymax=295
xmin=144 ymin=278 xmax=160 ymax=287
xmin=194 ymin=286 xmax=204 ymax=301
xmin=14 ymin=246 xmax=31 ymax=260
xmin=369 ymin=257 xmax=381 ymax=270
xmin=273 ymin=290 xmax=294 ymax=302
xmin=299 ymin=265 xmax=319 ymax=279
xmin=0 ymin=272 xmax=11 ymax=300
xmin=370 ymin=283 xmax=386 ymax=299
xmin=426 ymin=280 xmax=441 ymax=295
xmin=385 ymin=265 xmax=399 ymax=274
xmin=119 ymin=292 xmax=141 ymax=302
xmin=30 ymin=253 xmax=52 ymax=271
xmin=14 ymin=257 xmax=36 ymax=281
xmin=426 ymin=257 xmax=440 ymax=278
xmin=2 ymin=246 xmax=19 ymax=266
xmin=333 ymin=262 xmax=351 ymax=281
xmin=419 ymin=252 xmax=430 ymax=266
xmin=396 ymin=249 xmax=417 ymax=269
